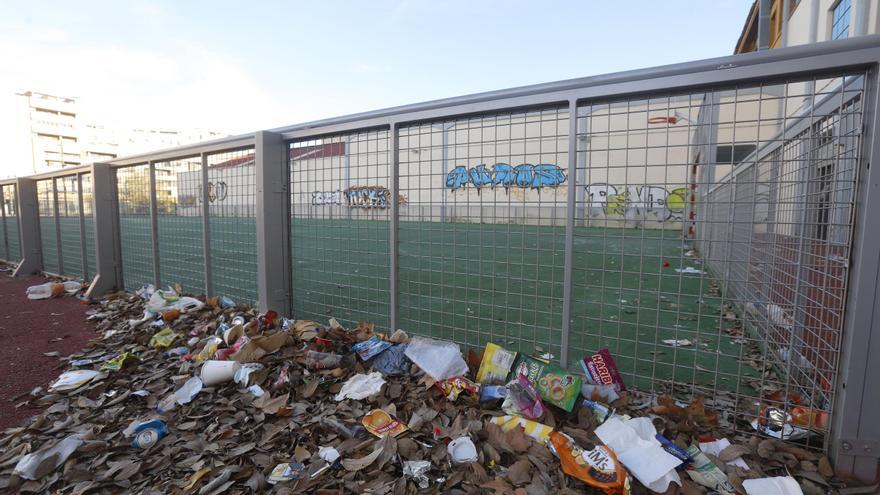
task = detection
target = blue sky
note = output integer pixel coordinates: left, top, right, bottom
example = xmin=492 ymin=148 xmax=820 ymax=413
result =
xmin=0 ymin=1 xmax=752 ymax=133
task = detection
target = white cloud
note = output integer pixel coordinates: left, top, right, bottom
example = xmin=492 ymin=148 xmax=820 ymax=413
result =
xmin=0 ymin=25 xmax=317 ymax=177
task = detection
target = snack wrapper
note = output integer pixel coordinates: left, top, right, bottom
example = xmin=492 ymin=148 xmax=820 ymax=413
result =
xmin=476 ymin=343 xmax=516 ymax=384
xmin=549 ymin=431 xmax=631 ymax=495
xmin=362 ymin=409 xmax=408 ymax=437
xmin=513 ymin=355 xmax=581 ymax=411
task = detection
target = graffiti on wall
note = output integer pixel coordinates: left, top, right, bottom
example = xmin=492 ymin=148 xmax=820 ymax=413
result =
xmin=345 ymin=186 xmax=391 ymax=209
xmin=208 ymin=181 xmax=227 ymax=202
xmin=311 ymin=186 xmax=407 ymax=209
xmin=311 ymin=190 xmax=344 ymax=205
xmin=446 ymin=163 xmax=567 ymax=193
xmin=584 ymin=183 xmax=691 ymax=221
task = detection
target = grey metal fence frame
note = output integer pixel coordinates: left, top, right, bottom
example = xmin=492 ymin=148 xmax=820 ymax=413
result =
xmin=1 ymin=35 xmax=880 ymax=480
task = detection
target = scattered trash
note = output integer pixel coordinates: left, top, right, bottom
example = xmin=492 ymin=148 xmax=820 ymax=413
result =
xmin=200 ymin=360 xmax=241 ymax=386
xmin=404 ymin=336 xmax=469 ymax=380
xmin=48 ymin=369 xmax=102 ymax=392
xmin=131 ymin=419 xmax=168 ymax=449
xmin=26 ymin=281 xmax=81 ymax=300
xmin=583 ymin=398 xmax=615 ymax=424
xmin=2 ymin=278 xmax=870 ymax=494
xmin=334 ymin=372 xmax=385 ymax=401
xmin=752 ymin=407 xmax=814 ymax=440
xmin=475 ymin=342 xmax=517 ymax=384
xmin=581 ymin=348 xmax=626 ymax=402
xmin=305 ymin=350 xmax=344 ymax=370
xmin=268 ymin=462 xmax=306 ymax=484
xmin=490 ymin=415 xmax=553 ymax=442
xmin=351 ymin=335 xmax=392 ymax=360
xmin=100 ymin=351 xmax=137 ymax=371
xmin=479 ymin=384 xmax=508 ymax=402
xmin=435 ymin=376 xmax=480 ymax=400
xmin=233 ymin=363 xmax=265 ymax=386
xmin=13 ymin=435 xmax=83 ymax=480
xmin=370 ymin=344 xmax=410 ymax=375
xmin=742 ymin=476 xmax=805 ymax=495
xmin=502 ymin=374 xmax=546 ymax=419
xmin=699 ymin=437 xmax=749 ymax=469
xmin=447 ymin=436 xmax=478 ymax=464
xmin=513 ymin=354 xmax=581 ymax=411
xmin=594 ymin=417 xmax=682 ymax=492
xmin=362 ymin=409 xmax=408 ymax=437
xmin=149 ymin=327 xmax=177 ymax=348
xmin=675 ymin=267 xmax=705 ymax=274
xmin=662 ymin=339 xmax=693 ymax=347
xmin=550 ymin=431 xmax=630 ymax=495
xmin=685 ymin=444 xmax=737 ymax=495
xmin=173 ymin=376 xmax=203 ymax=405
xmin=402 ymin=460 xmax=432 ymax=488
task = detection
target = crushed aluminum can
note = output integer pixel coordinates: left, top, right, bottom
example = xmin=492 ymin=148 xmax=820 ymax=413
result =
xmin=132 ymin=420 xmax=168 ymax=449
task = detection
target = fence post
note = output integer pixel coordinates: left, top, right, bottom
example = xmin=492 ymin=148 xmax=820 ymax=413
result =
xmin=12 ymin=177 xmax=42 ymax=276
xmin=389 ymin=123 xmax=400 ymax=333
xmin=85 ymin=163 xmax=123 ymax=298
xmin=201 ymin=152 xmax=213 ymax=297
xmin=149 ymin=161 xmax=161 ymax=287
xmin=560 ymin=101 xmax=578 ymax=369
xmin=829 ymin=64 xmax=880 ymax=483
xmin=255 ymin=131 xmax=291 ymax=314
xmin=0 ymin=185 xmax=8 ymax=260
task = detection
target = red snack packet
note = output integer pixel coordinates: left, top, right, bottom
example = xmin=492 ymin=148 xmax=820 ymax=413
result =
xmin=581 ymin=348 xmax=626 ymax=392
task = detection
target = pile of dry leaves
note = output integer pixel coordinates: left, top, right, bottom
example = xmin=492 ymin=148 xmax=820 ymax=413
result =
xmin=0 ymin=285 xmax=875 ymax=495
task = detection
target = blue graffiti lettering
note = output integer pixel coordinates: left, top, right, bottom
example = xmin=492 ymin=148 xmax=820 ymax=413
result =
xmin=446 ymin=166 xmax=469 ymax=191
xmin=445 ymin=163 xmax=566 ymax=193
xmin=491 ymin=163 xmax=515 ymax=190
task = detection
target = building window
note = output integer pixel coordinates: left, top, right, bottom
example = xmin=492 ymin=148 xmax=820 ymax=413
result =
xmin=831 ymin=0 xmax=851 ymax=40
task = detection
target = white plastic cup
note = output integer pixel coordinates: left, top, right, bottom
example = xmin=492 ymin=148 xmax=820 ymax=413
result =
xmin=223 ymin=324 xmax=244 ymax=346
xmin=200 ymin=360 xmax=241 ymax=386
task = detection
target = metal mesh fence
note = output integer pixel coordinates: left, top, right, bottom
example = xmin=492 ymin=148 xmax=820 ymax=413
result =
xmin=207 ymin=148 xmax=257 ymax=304
xmin=36 ymin=179 xmax=59 ymax=274
xmin=568 ymin=71 xmax=864 ymax=449
xmin=81 ymin=173 xmax=96 ymax=279
xmin=398 ymin=108 xmax=569 ymax=355
xmin=1 ymin=184 xmax=20 ymax=261
xmin=289 ymin=131 xmax=391 ymax=328
xmin=116 ymin=165 xmax=153 ymax=290
xmin=56 ymin=175 xmax=83 ymax=279
xmin=155 ymin=158 xmax=205 ymax=293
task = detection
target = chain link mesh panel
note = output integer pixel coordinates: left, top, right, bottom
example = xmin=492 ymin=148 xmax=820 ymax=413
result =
xmin=36 ymin=179 xmax=59 ymax=274
xmin=571 ymin=71 xmax=864 ymax=449
xmin=155 ymin=158 xmax=205 ymax=294
xmin=398 ymin=107 xmax=569 ymax=356
xmin=290 ymin=131 xmax=391 ymax=329
xmin=56 ymin=175 xmax=84 ymax=279
xmin=117 ymin=165 xmax=153 ymax=290
xmin=1 ymin=184 xmax=20 ymax=261
xmin=207 ymin=148 xmax=257 ymax=304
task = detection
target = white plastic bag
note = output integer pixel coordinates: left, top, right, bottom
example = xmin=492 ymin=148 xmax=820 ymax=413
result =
xmin=404 ymin=337 xmax=469 ymax=381
xmin=742 ymin=476 xmax=804 ymax=495
xmin=13 ymin=435 xmax=83 ymax=480
xmin=174 ymin=376 xmax=204 ymax=405
xmin=49 ymin=369 xmax=102 ymax=392
xmin=334 ymin=372 xmax=386 ymax=401
xmin=595 ymin=417 xmax=682 ymax=492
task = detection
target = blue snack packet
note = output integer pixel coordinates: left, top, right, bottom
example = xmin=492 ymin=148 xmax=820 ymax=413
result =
xmin=352 ymin=336 xmax=392 ymax=361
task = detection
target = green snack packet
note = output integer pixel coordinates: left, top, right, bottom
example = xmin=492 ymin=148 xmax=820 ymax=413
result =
xmin=512 ymin=355 xmax=582 ymax=412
